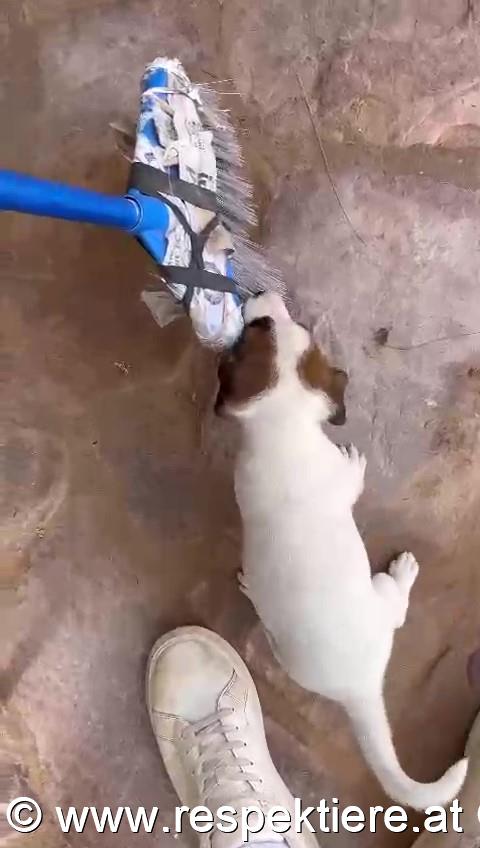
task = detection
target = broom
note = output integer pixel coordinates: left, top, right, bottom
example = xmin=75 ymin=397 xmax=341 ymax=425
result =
xmin=0 ymin=57 xmax=283 ymax=347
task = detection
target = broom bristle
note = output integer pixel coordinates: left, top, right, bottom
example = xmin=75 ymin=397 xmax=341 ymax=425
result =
xmin=199 ymin=85 xmax=286 ymax=298
xmin=233 ymin=237 xmax=286 ymax=297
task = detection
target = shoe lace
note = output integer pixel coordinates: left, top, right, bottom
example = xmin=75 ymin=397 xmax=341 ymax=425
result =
xmin=185 ymin=707 xmax=263 ymax=804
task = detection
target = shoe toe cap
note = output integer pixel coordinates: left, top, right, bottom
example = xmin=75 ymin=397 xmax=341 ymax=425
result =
xmin=149 ymin=637 xmax=235 ymax=722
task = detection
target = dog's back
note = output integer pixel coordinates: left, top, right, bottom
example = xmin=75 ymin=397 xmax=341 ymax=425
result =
xmin=237 ymin=428 xmax=385 ymax=697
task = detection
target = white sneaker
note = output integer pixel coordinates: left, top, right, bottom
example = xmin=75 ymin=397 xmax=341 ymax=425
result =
xmin=146 ymin=626 xmax=319 ymax=848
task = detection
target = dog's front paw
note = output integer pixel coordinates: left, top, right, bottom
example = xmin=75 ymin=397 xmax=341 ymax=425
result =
xmin=389 ymin=551 xmax=419 ymax=589
xmin=339 ymin=443 xmax=367 ymax=477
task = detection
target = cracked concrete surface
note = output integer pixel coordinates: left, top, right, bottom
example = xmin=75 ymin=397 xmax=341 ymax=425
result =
xmin=2 ymin=1 xmax=480 ymax=846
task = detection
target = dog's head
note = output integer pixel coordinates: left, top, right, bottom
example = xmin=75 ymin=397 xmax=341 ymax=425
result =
xmin=215 ymin=292 xmax=348 ymax=425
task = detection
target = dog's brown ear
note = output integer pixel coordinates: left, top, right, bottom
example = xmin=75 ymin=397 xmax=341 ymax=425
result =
xmin=215 ymin=317 xmax=277 ymax=415
xmin=298 ymin=345 xmax=348 ymax=425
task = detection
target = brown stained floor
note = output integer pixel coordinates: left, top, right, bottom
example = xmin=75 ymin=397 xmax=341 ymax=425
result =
xmin=2 ymin=1 xmax=480 ymax=847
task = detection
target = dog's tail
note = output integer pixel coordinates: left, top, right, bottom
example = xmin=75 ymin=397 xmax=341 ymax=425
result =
xmin=345 ymin=693 xmax=468 ymax=810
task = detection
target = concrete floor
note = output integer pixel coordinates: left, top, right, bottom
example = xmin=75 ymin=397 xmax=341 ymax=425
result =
xmin=3 ymin=1 xmax=480 ymax=846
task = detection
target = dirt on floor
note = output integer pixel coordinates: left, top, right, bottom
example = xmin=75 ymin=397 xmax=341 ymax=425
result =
xmin=2 ymin=1 xmax=480 ymax=847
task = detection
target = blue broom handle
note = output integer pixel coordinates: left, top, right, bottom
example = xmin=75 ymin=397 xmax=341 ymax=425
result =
xmin=0 ymin=169 xmax=169 ymax=237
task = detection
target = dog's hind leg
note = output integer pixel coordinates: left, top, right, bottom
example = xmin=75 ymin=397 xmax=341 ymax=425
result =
xmin=372 ymin=552 xmax=419 ymax=628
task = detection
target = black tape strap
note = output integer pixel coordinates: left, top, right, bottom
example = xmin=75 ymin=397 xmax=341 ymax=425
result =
xmin=148 ymin=267 xmax=237 ymax=294
xmin=153 ymin=195 xmax=236 ymax=305
xmin=129 ymin=161 xmax=218 ymax=213
xmin=130 ymin=162 xmax=237 ymax=307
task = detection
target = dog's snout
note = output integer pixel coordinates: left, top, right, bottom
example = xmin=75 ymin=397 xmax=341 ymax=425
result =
xmin=244 ymin=291 xmax=289 ymax=325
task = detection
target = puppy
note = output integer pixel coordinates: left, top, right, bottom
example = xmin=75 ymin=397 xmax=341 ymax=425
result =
xmin=215 ymin=292 xmax=467 ymax=810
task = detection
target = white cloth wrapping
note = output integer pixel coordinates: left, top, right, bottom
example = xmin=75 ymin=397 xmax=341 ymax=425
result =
xmin=135 ymin=58 xmax=244 ymax=347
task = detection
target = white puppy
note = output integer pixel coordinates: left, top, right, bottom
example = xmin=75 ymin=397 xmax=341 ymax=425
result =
xmin=215 ymin=292 xmax=467 ymax=810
